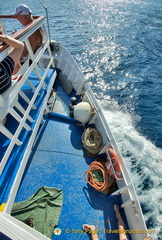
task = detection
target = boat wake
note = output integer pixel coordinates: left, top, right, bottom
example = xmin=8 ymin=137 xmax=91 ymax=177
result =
xmin=101 ymin=101 xmax=162 ymax=240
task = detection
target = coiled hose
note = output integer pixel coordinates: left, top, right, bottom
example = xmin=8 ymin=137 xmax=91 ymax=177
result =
xmin=84 ymin=160 xmax=114 ymax=193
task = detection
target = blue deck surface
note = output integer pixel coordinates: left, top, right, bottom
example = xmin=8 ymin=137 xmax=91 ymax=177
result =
xmin=0 ymin=72 xmax=128 ymax=240
xmin=15 ymin=113 xmax=123 ymax=240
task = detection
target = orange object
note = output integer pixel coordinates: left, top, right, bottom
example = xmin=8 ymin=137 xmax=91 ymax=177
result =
xmin=84 ymin=160 xmax=114 ymax=193
xmin=108 ymin=148 xmax=122 ymax=179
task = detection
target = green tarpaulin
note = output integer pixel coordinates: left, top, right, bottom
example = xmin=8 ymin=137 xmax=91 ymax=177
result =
xmin=11 ymin=186 xmax=63 ymax=238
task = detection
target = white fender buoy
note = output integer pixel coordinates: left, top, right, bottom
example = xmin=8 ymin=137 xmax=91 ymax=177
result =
xmin=74 ymin=102 xmax=92 ymax=124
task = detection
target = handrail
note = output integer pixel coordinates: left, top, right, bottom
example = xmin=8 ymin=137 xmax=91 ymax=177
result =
xmin=0 ymin=40 xmax=53 ymax=173
xmin=0 ymin=15 xmax=56 ymax=212
xmin=4 ymin=58 xmax=56 ymax=213
xmin=0 ymin=15 xmax=44 ymax=54
xmin=0 ymin=212 xmax=50 ymax=240
xmin=0 ymin=15 xmax=40 ymax=19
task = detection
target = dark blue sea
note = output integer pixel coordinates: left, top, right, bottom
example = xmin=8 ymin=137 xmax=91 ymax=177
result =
xmin=1 ymin=0 xmax=162 ymax=239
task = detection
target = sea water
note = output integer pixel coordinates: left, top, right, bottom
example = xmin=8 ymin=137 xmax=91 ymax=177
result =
xmin=1 ymin=0 xmax=162 ymax=239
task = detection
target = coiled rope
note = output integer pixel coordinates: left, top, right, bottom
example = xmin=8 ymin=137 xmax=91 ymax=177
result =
xmin=84 ymin=160 xmax=114 ymax=193
xmin=82 ymin=127 xmax=103 ymax=157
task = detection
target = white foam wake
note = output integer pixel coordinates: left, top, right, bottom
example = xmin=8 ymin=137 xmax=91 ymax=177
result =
xmin=101 ymin=101 xmax=162 ymax=239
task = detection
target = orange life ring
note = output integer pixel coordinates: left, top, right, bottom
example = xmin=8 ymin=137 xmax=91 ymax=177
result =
xmin=108 ymin=148 xmax=122 ymax=179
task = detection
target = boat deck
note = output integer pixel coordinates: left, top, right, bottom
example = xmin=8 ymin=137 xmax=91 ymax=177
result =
xmin=1 ymin=72 xmax=128 ymax=240
xmin=16 ymin=83 xmax=128 ymax=240
xmin=15 ymin=113 xmax=124 ymax=240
